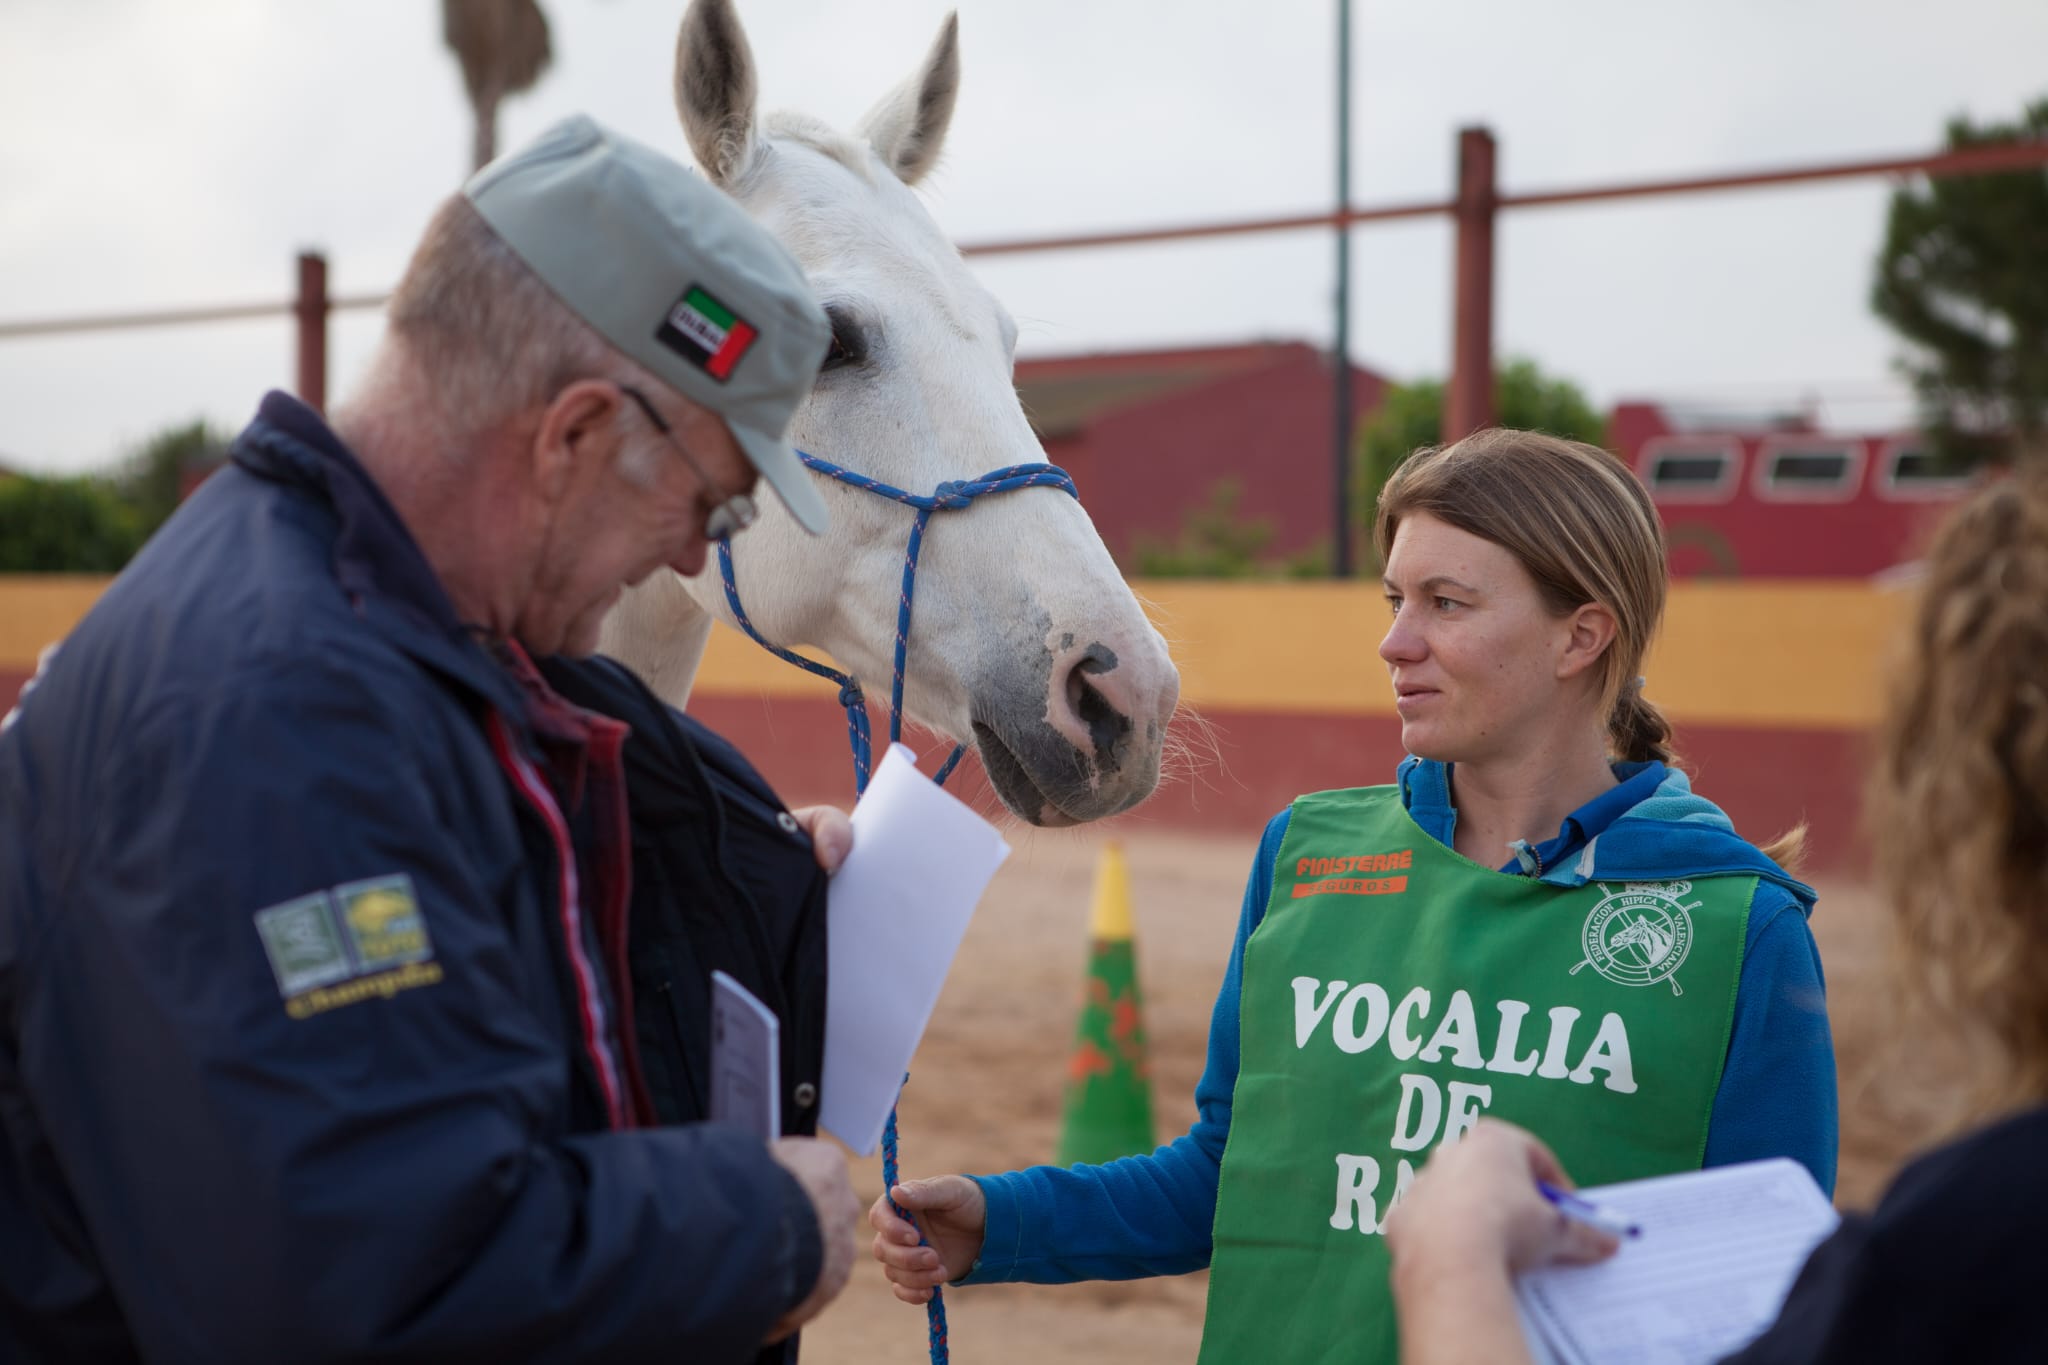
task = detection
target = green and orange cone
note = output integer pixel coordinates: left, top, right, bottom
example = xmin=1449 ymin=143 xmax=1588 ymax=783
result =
xmin=1055 ymin=841 xmax=1156 ymax=1167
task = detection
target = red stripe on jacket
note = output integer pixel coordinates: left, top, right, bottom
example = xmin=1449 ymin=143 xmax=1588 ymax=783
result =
xmin=487 ymin=711 xmax=629 ymax=1129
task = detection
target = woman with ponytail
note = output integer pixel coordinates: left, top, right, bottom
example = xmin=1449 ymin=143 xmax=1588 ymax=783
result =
xmin=1384 ymin=468 xmax=2048 ymax=1365
xmin=874 ymin=430 xmax=1834 ymax=1365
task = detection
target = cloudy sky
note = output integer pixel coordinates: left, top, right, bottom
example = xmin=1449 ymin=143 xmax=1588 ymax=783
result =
xmin=1 ymin=0 xmax=2041 ymax=474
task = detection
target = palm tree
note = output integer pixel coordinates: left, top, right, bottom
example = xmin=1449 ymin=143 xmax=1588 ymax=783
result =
xmin=442 ymin=0 xmax=554 ymax=171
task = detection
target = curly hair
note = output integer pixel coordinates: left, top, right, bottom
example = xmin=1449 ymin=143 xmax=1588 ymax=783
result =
xmin=1867 ymin=471 xmax=2048 ymax=1104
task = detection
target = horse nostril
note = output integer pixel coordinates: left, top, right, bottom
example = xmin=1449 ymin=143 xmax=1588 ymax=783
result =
xmin=1061 ymin=651 xmax=1132 ymax=771
xmin=1072 ymin=671 xmax=1112 ymax=732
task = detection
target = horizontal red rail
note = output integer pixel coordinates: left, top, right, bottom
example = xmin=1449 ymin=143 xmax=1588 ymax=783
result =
xmin=1498 ymin=139 xmax=2048 ymax=211
xmin=1 ymin=140 xmax=2041 ymax=337
xmin=958 ymin=139 xmax=2048 ymax=257
xmin=0 ymin=292 xmax=387 ymax=340
xmin=956 ymin=196 xmax=1452 ymax=256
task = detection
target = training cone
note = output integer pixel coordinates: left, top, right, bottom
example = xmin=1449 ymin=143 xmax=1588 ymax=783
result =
xmin=1055 ymin=841 xmax=1156 ymax=1167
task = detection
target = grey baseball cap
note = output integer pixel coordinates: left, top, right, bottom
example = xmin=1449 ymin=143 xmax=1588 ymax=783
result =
xmin=464 ymin=114 xmax=831 ymax=534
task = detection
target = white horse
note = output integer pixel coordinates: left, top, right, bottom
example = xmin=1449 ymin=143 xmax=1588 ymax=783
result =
xmin=601 ymin=0 xmax=1181 ymax=827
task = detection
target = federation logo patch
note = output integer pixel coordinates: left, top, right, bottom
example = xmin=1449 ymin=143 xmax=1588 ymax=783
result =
xmin=253 ymin=875 xmax=440 ymax=1018
xmin=655 ymin=283 xmax=758 ymax=381
xmin=1570 ymin=881 xmax=1699 ymax=995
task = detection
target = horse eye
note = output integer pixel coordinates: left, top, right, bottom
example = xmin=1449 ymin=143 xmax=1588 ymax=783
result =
xmin=820 ymin=307 xmax=866 ymax=374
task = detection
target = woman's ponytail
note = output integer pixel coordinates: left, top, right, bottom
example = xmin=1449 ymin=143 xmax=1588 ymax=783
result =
xmin=1609 ymin=682 xmax=1805 ymax=872
xmin=1607 ymin=682 xmax=1676 ymax=766
xmin=1755 ymin=823 xmax=1810 ymax=876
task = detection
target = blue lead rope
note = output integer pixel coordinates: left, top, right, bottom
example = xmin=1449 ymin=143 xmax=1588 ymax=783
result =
xmin=718 ymin=448 xmax=1079 ymax=1365
xmin=879 ymin=1078 xmax=940 ymax=1359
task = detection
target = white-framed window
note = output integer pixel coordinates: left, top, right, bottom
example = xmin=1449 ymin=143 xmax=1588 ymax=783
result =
xmin=1639 ymin=438 xmax=1739 ymax=503
xmin=1877 ymin=439 xmax=1978 ymax=500
xmin=1753 ymin=437 xmax=1864 ymax=502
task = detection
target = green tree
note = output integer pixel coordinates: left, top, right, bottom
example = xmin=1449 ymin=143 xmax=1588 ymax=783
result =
xmin=0 ymin=476 xmax=142 ymax=573
xmin=1132 ymin=479 xmax=1329 ymax=579
xmin=0 ymin=420 xmax=231 ymax=573
xmin=112 ymin=419 xmax=229 ymax=542
xmin=1872 ymin=98 xmax=2048 ymax=468
xmin=1352 ymin=358 xmax=1606 ymax=560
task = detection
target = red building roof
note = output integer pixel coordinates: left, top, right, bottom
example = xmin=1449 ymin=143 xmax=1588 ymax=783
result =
xmin=1015 ymin=341 xmax=1388 ymax=567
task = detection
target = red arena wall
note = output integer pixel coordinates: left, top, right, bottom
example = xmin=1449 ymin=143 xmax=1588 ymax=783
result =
xmin=2 ymin=576 xmax=1903 ymax=873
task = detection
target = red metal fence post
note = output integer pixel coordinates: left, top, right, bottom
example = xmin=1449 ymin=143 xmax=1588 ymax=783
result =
xmin=1446 ymin=127 xmax=1498 ymax=440
xmin=295 ymin=252 xmax=329 ymax=412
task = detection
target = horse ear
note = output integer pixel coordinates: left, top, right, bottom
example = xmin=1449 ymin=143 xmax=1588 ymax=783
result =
xmin=674 ymin=0 xmax=759 ymax=185
xmin=855 ymin=12 xmax=959 ymax=186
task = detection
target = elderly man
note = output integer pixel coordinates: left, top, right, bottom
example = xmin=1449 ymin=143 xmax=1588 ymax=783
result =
xmin=0 ymin=117 xmax=860 ymax=1362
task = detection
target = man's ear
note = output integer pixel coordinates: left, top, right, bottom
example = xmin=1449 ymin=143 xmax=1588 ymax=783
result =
xmin=530 ymin=380 xmax=622 ymax=503
xmin=1558 ymin=601 xmax=1619 ymax=681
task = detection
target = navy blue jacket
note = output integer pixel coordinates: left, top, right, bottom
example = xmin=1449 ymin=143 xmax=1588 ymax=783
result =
xmin=0 ymin=393 xmax=823 ymax=1363
xmin=1722 ymin=1103 xmax=2048 ymax=1364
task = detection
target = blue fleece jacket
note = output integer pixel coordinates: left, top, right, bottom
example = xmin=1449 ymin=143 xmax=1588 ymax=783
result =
xmin=962 ymin=758 xmax=1836 ymax=1285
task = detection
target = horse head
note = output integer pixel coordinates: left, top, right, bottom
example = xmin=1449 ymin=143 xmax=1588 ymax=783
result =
xmin=602 ymin=0 xmax=1181 ymax=827
xmin=1611 ymin=915 xmax=1674 ymax=967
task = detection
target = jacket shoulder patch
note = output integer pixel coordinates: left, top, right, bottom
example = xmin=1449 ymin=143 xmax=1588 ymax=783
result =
xmin=254 ymin=875 xmax=440 ymax=1018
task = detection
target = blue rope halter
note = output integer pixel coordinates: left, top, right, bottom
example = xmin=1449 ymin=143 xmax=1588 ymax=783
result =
xmin=718 ymin=448 xmax=1079 ymax=1365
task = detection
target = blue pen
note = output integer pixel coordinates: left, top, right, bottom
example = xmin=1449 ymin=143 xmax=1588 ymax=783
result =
xmin=1537 ymin=1181 xmax=1641 ymax=1239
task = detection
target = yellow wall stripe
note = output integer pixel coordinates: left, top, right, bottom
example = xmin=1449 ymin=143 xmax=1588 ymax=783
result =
xmin=0 ymin=576 xmax=1909 ymax=730
xmin=0 ymin=578 xmax=111 ymax=668
xmin=1137 ymin=579 xmax=1906 ymax=730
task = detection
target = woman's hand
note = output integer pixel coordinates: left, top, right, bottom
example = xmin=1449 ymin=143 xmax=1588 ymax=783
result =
xmin=1382 ymin=1120 xmax=1620 ymax=1365
xmin=868 ymin=1176 xmax=988 ymax=1305
xmin=1385 ymin=1118 xmax=1621 ymax=1274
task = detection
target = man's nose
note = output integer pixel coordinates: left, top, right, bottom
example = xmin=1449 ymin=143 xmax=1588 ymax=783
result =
xmin=671 ymin=537 xmax=710 ymax=580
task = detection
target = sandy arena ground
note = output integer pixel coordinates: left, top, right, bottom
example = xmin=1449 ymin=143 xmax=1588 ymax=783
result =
xmin=801 ymin=825 xmax=1972 ymax=1364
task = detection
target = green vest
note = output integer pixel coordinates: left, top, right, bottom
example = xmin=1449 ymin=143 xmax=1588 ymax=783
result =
xmin=1198 ymin=786 xmax=1753 ymax=1364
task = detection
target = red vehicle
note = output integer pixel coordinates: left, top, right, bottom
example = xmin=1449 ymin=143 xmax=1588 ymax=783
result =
xmin=1608 ymin=402 xmax=1981 ymax=579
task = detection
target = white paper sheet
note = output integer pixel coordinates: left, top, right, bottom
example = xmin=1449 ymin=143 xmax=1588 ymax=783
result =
xmin=709 ymin=970 xmax=779 ymax=1143
xmin=819 ymin=744 xmax=1011 ymax=1154
xmin=1515 ymin=1157 xmax=1841 ymax=1365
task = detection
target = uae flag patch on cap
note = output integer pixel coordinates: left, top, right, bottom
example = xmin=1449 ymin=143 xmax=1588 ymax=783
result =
xmin=656 ymin=284 xmax=758 ymax=381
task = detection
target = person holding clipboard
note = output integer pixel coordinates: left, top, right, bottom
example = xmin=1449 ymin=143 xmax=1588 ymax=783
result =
xmin=874 ymin=429 xmax=1836 ymax=1363
xmin=1385 ymin=470 xmax=2048 ymax=1365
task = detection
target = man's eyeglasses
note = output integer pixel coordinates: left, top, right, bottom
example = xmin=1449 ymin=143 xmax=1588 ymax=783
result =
xmin=618 ymin=385 xmax=760 ymax=542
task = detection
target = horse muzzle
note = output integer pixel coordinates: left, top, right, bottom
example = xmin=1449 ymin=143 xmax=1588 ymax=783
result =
xmin=970 ymin=638 xmax=1180 ymax=826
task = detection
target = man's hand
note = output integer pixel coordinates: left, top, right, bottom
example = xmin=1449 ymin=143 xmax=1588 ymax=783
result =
xmin=788 ymin=805 xmax=852 ymax=873
xmin=868 ymin=1175 xmax=988 ymax=1305
xmin=764 ymin=1137 xmax=861 ymax=1343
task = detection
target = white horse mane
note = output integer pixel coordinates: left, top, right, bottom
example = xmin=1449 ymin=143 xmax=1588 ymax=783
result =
xmin=748 ymin=112 xmax=876 ymax=185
